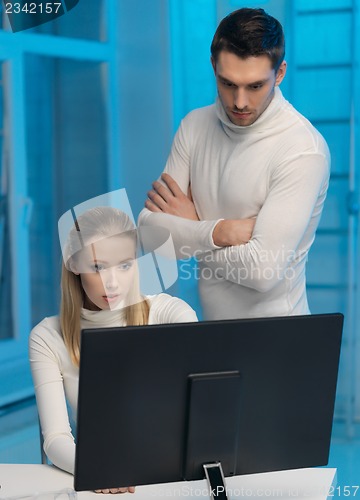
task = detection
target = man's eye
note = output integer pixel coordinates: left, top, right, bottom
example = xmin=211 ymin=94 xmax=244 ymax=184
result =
xmin=222 ymin=80 xmax=235 ymax=87
xmin=250 ymin=84 xmax=263 ymax=90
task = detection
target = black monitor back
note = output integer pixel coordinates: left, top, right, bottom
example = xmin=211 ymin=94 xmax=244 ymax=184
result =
xmin=74 ymin=313 xmax=343 ymax=491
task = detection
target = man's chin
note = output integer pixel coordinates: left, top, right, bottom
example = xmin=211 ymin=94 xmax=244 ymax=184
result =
xmin=229 ymin=115 xmax=256 ymax=127
xmin=225 ymin=108 xmax=254 ymax=126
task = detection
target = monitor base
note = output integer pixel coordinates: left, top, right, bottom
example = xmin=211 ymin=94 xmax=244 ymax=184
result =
xmin=203 ymin=462 xmax=228 ymax=500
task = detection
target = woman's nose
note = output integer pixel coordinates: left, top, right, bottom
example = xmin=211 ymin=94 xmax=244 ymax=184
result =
xmin=103 ymin=268 xmax=119 ymax=290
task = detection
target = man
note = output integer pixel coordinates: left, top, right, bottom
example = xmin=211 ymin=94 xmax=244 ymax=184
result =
xmin=138 ymin=8 xmax=330 ymax=320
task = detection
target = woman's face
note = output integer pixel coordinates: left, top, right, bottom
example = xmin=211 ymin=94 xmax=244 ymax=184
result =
xmin=74 ymin=235 xmax=137 ymax=311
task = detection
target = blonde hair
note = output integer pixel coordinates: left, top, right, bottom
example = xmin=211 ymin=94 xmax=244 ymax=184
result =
xmin=60 ymin=207 xmax=150 ymax=366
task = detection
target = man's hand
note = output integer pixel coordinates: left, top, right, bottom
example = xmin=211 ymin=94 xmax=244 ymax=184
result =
xmin=212 ymin=218 xmax=256 ymax=247
xmin=145 ymin=173 xmax=199 ymax=221
xmin=95 ymin=486 xmax=135 ymax=494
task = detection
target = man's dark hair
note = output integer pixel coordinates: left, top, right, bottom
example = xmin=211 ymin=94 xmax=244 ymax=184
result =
xmin=211 ymin=8 xmax=285 ymax=71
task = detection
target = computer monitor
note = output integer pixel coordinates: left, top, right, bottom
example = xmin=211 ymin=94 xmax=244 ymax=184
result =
xmin=74 ymin=313 xmax=343 ymax=492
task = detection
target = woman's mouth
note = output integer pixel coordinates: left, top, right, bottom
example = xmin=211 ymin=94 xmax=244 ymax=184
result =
xmin=103 ymin=294 xmax=120 ymax=303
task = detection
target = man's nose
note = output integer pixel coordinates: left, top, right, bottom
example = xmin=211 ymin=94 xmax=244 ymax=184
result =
xmin=234 ymin=88 xmax=248 ymax=110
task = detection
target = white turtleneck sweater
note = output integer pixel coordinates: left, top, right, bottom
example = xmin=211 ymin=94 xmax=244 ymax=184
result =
xmin=29 ymin=293 xmax=197 ymax=475
xmin=139 ymin=88 xmax=330 ymax=319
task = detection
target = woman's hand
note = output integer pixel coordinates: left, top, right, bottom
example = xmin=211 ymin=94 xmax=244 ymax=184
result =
xmin=95 ymin=486 xmax=135 ymax=494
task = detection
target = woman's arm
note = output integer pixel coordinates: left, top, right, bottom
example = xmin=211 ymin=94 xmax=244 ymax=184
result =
xmin=29 ymin=324 xmax=75 ymax=475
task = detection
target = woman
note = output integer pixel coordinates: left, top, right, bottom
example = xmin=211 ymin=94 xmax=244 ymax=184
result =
xmin=29 ymin=207 xmax=197 ymax=493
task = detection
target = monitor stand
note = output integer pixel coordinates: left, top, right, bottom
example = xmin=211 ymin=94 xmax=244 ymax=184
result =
xmin=183 ymin=370 xmax=241 ymax=497
xmin=203 ymin=462 xmax=229 ymax=500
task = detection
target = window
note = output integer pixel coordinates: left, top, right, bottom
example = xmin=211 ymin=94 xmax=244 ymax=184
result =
xmin=0 ymin=0 xmax=121 ymax=406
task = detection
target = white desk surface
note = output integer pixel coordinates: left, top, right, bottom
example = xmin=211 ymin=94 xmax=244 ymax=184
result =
xmin=0 ymin=464 xmax=336 ymax=499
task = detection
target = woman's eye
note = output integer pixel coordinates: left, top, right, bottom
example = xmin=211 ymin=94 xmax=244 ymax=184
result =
xmin=91 ymin=263 xmax=104 ymax=272
xmin=119 ymin=261 xmax=133 ymax=271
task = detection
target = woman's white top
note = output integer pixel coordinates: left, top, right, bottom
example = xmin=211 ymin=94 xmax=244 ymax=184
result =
xmin=29 ymin=293 xmax=197 ymax=474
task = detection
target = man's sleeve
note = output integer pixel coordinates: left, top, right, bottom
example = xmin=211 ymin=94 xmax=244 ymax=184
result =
xmin=138 ymin=116 xmax=222 ymax=257
xmin=204 ymin=152 xmax=330 ymax=292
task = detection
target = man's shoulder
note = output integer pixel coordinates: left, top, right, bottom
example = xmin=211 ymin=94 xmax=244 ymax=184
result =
xmin=280 ymin=99 xmax=329 ymax=155
xmin=182 ymin=103 xmax=217 ymax=125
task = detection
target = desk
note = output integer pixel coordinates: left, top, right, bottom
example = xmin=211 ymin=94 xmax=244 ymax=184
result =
xmin=0 ymin=464 xmax=336 ymax=499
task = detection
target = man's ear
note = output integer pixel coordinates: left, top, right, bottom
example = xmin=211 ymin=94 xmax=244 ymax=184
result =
xmin=210 ymin=56 xmax=216 ymax=75
xmin=275 ymin=60 xmax=287 ymax=86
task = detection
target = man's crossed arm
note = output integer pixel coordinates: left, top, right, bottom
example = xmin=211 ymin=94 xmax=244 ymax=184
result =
xmin=145 ymin=173 xmax=255 ymax=247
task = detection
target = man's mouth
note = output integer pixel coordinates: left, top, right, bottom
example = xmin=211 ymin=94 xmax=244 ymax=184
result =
xmin=232 ymin=110 xmax=251 ymax=116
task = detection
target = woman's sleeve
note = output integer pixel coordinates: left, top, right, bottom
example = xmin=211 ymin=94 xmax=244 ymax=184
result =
xmin=29 ymin=325 xmax=75 ymax=474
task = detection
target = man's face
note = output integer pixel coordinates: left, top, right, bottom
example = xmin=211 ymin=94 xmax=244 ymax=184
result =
xmin=212 ymin=51 xmax=286 ymax=127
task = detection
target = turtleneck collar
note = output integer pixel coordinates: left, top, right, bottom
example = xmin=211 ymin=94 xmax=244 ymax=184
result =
xmin=80 ymin=307 xmax=126 ymax=329
xmin=215 ymin=86 xmax=285 ymax=136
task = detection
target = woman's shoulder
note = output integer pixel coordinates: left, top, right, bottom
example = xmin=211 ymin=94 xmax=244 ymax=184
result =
xmin=146 ymin=292 xmax=187 ymax=310
xmin=146 ymin=293 xmax=198 ymax=324
xmin=29 ymin=314 xmax=77 ymax=373
xmin=30 ymin=315 xmax=62 ymax=346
